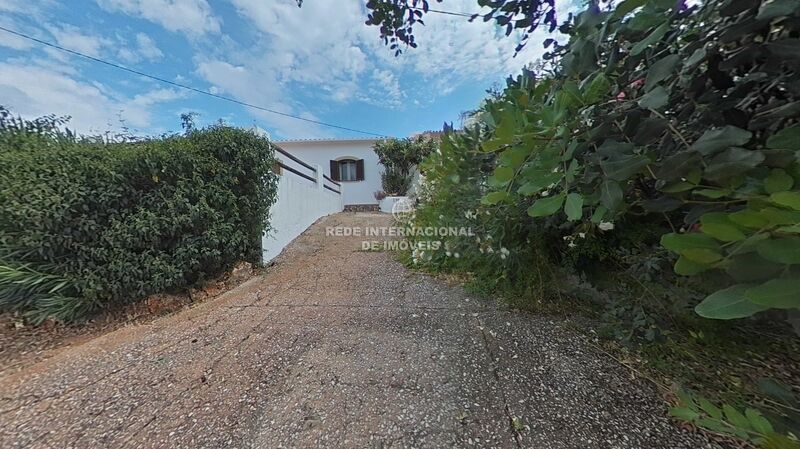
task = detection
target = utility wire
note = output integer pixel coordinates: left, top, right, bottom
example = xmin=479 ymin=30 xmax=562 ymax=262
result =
xmin=425 ymin=8 xmax=475 ymax=18
xmin=0 ymin=25 xmax=389 ymax=137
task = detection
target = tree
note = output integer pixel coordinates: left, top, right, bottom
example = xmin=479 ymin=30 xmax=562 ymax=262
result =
xmin=297 ymin=0 xmax=559 ymax=56
xmin=180 ymin=112 xmax=199 ymax=134
xmin=374 ymin=136 xmax=436 ymax=195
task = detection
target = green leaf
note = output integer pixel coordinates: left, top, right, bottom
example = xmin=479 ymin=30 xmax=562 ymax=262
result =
xmin=613 ymin=0 xmax=647 ymax=18
xmin=698 ymin=398 xmax=723 ymax=420
xmin=704 ymin=147 xmax=765 ymax=181
xmin=601 ymin=154 xmax=650 ymax=182
xmin=631 ymin=22 xmax=669 ymax=56
xmin=757 ymin=378 xmax=797 ymax=403
xmin=689 ymin=126 xmax=752 ymax=156
xmin=778 ymin=224 xmax=800 ymax=234
xmin=644 ymin=54 xmax=680 ymax=92
xmin=757 ymin=0 xmax=800 ymax=21
xmin=682 ymin=248 xmax=723 ymax=264
xmin=498 ymin=146 xmax=530 ymax=169
xmin=669 ymin=407 xmax=700 ymax=421
xmin=757 ymin=237 xmax=800 ymax=264
xmin=527 ymin=194 xmax=565 ymax=218
xmin=656 ymin=151 xmax=701 ymax=181
xmin=767 ymin=125 xmax=800 ymax=150
xmin=701 ymin=223 xmax=746 ymax=242
xmin=674 ymin=256 xmax=710 ymax=275
xmin=661 ymin=181 xmax=695 ymax=193
xmin=638 ymin=86 xmax=669 ymax=110
xmin=729 ymin=209 xmax=770 ymax=229
xmin=745 ymin=279 xmax=800 ymax=309
xmin=695 ymin=417 xmax=729 ymax=433
xmin=591 ymin=205 xmax=608 ymax=223
xmin=564 ymin=193 xmax=584 ymax=221
xmin=722 ymin=405 xmax=751 ymax=431
xmin=765 ymin=169 xmax=795 ymax=193
xmin=726 ymin=253 xmax=783 ymax=282
xmin=481 ymin=191 xmax=510 ymax=205
xmin=694 ymin=189 xmax=729 ymax=199
xmin=661 ymin=232 xmax=721 ymax=252
xmin=583 ymin=73 xmax=611 ymax=104
xmin=744 ymin=408 xmax=773 ymax=435
xmin=492 ymin=166 xmax=515 ymax=184
xmin=600 ymin=179 xmax=623 ymax=210
xmin=695 ymin=285 xmax=768 ymax=320
xmin=761 ymin=207 xmax=800 ymax=225
xmin=683 ymin=47 xmax=706 ymax=69
xmin=770 ymin=191 xmax=800 ymax=210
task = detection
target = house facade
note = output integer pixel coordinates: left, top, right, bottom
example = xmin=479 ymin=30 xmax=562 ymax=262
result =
xmin=274 ymin=138 xmax=383 ymax=207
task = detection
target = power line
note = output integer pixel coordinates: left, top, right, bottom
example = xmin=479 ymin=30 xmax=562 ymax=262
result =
xmin=425 ymin=8 xmax=475 ymax=18
xmin=0 ymin=25 xmax=389 ymax=137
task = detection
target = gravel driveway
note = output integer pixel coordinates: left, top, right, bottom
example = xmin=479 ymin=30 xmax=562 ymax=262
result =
xmin=0 ymin=212 xmax=715 ymax=448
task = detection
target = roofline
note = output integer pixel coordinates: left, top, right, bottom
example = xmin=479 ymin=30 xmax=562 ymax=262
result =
xmin=274 ymin=137 xmax=389 ymax=145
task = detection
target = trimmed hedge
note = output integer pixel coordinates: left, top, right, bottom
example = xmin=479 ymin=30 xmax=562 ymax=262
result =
xmin=0 ymin=118 xmax=278 ymax=322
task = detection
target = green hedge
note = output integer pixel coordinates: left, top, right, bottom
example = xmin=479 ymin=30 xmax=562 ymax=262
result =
xmin=0 ymin=117 xmax=278 ymax=322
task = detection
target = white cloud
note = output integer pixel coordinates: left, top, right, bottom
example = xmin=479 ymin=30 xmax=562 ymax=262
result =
xmin=135 ymin=33 xmax=163 ymax=59
xmin=0 ymin=32 xmax=33 ymax=50
xmin=195 ymin=59 xmax=328 ymax=138
xmin=46 ymin=24 xmax=111 ymax=57
xmin=369 ymin=69 xmax=403 ymax=106
xmin=214 ymin=0 xmax=567 ymax=117
xmin=0 ymin=0 xmax=28 ymax=12
xmin=96 ymin=0 xmax=221 ymax=35
xmin=0 ymin=62 xmax=182 ymax=134
xmin=227 ymin=0 xmax=371 ymax=96
xmin=0 ymin=16 xmax=33 ymax=50
xmin=117 ymin=32 xmax=164 ymax=62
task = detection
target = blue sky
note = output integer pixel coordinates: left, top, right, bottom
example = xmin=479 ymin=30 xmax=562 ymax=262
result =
xmin=0 ymin=0 xmax=572 ymax=139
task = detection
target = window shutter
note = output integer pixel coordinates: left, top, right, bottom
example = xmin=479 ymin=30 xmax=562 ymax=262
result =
xmin=330 ymin=160 xmax=339 ymax=181
xmin=356 ymin=159 xmax=365 ymax=181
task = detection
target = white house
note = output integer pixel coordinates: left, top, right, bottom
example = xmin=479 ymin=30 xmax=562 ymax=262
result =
xmin=274 ymin=138 xmax=383 ymax=208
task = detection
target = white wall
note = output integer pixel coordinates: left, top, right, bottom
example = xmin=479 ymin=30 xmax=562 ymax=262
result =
xmin=276 ymin=139 xmax=382 ymax=205
xmin=262 ymin=163 xmax=343 ymax=263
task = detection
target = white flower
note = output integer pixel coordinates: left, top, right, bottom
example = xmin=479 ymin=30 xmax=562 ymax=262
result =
xmin=598 ymin=221 xmax=615 ymax=231
xmin=439 ymin=215 xmax=444 ymax=220
xmin=476 ymin=236 xmax=481 ymax=243
xmin=445 ymin=251 xmax=452 ymax=257
xmin=578 ymin=232 xmax=586 ymax=239
xmin=500 ymin=253 xmax=507 ymax=260
xmin=454 ymin=252 xmax=460 ymax=258
xmin=541 ymin=190 xmax=550 ymax=197
xmin=479 ymin=247 xmax=485 ymax=254
xmin=568 ymin=242 xmax=577 ymax=248
xmin=500 ymin=247 xmax=510 ymax=256
xmin=487 ymin=246 xmax=494 ymax=254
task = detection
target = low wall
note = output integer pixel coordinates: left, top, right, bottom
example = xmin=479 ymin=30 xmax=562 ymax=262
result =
xmin=262 ymin=161 xmax=343 ymax=263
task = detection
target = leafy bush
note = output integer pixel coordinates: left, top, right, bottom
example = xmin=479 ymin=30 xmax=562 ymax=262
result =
xmin=404 ymin=1 xmax=800 ymax=445
xmin=374 ymin=136 xmax=436 ymax=195
xmin=463 ymin=0 xmax=799 ymax=325
xmin=0 ymin=111 xmax=278 ymax=322
xmin=380 ymin=166 xmax=413 ymax=196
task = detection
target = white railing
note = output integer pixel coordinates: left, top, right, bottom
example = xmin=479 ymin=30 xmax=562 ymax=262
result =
xmin=262 ymin=148 xmax=344 ymax=262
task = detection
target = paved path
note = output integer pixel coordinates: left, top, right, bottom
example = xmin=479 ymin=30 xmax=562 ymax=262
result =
xmin=0 ymin=213 xmax=713 ymax=448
